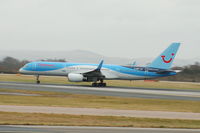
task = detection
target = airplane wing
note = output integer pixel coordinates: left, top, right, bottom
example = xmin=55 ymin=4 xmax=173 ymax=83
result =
xmin=67 ymin=60 xmax=106 ymax=82
xmin=82 ymin=60 xmax=105 ymax=79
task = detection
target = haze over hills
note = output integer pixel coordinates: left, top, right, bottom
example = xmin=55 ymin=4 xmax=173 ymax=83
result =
xmin=0 ymin=50 xmax=198 ymax=67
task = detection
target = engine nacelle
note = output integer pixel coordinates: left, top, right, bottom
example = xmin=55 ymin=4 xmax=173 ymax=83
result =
xmin=68 ymin=73 xmax=84 ymax=82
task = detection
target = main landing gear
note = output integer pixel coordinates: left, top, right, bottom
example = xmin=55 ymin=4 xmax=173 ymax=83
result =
xmin=36 ymin=75 xmax=40 ymax=84
xmin=92 ymin=79 xmax=106 ymax=87
xmin=92 ymin=82 xmax=106 ymax=87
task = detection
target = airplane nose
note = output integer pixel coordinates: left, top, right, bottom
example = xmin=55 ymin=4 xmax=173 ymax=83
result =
xmin=19 ymin=68 xmax=23 ymax=73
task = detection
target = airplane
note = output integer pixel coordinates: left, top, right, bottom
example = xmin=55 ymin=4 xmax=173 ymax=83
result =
xmin=19 ymin=43 xmax=180 ymax=87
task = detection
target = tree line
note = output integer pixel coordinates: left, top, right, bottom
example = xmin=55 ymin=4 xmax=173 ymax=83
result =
xmin=162 ymin=62 xmax=200 ymax=82
xmin=0 ymin=56 xmax=199 ymax=82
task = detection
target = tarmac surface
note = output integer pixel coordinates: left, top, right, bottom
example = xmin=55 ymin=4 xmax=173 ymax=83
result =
xmin=1 ymin=126 xmax=200 ymax=133
xmin=0 ymin=82 xmax=200 ymax=101
xmin=1 ymin=105 xmax=200 ymax=120
xmin=0 ymin=92 xmax=40 ymax=96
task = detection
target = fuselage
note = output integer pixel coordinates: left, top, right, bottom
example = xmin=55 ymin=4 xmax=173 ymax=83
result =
xmin=19 ymin=61 xmax=176 ymax=80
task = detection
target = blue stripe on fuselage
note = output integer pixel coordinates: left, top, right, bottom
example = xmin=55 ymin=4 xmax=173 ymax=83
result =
xmin=22 ymin=62 xmax=175 ymax=77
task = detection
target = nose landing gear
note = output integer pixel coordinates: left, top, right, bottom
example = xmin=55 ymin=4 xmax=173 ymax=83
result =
xmin=36 ymin=75 xmax=40 ymax=84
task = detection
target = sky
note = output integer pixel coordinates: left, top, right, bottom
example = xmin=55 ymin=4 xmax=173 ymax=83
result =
xmin=0 ymin=0 xmax=200 ymax=59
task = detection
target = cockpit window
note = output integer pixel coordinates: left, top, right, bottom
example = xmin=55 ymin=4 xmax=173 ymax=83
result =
xmin=23 ymin=64 xmax=29 ymax=68
xmin=23 ymin=63 xmax=32 ymax=69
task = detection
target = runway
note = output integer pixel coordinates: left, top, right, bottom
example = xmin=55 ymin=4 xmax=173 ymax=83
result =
xmin=0 ymin=82 xmax=200 ymax=101
xmin=0 ymin=126 xmax=200 ymax=133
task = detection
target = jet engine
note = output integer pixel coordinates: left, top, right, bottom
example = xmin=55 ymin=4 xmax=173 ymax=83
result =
xmin=68 ymin=73 xmax=84 ymax=82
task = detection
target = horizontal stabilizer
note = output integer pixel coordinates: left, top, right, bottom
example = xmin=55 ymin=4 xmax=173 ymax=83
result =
xmin=156 ymin=70 xmax=174 ymax=74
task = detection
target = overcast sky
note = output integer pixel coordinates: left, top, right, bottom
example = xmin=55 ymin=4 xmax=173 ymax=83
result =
xmin=0 ymin=0 xmax=200 ymax=59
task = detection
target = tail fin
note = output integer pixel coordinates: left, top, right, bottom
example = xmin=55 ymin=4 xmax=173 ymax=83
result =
xmin=148 ymin=43 xmax=180 ymax=69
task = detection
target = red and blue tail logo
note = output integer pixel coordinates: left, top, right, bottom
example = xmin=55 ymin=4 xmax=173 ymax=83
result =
xmin=148 ymin=43 xmax=180 ymax=69
xmin=161 ymin=53 xmax=175 ymax=64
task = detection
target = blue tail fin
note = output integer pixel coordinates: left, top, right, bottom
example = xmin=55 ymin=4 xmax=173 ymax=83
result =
xmin=148 ymin=43 xmax=180 ymax=69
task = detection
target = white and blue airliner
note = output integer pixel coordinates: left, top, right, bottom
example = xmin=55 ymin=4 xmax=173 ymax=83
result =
xmin=19 ymin=43 xmax=180 ymax=87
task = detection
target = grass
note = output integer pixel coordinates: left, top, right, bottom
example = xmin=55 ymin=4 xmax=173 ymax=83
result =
xmin=0 ymin=88 xmax=200 ymax=113
xmin=0 ymin=111 xmax=200 ymax=128
xmin=1 ymin=74 xmax=200 ymax=128
xmin=1 ymin=74 xmax=200 ymax=90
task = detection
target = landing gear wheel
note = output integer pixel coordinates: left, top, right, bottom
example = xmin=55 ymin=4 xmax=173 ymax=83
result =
xmin=36 ymin=80 xmax=40 ymax=84
xmin=92 ymin=82 xmax=106 ymax=87
xmin=92 ymin=83 xmax=97 ymax=87
xmin=100 ymin=79 xmax=106 ymax=87
xmin=102 ymin=83 xmax=106 ymax=87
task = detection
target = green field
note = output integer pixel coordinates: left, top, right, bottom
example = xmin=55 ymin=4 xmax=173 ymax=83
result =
xmin=0 ymin=74 xmax=200 ymax=90
xmin=0 ymin=88 xmax=200 ymax=113
xmin=0 ymin=111 xmax=200 ymax=129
